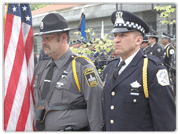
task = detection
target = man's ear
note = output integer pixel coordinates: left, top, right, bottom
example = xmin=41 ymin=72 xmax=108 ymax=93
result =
xmin=135 ymin=36 xmax=143 ymax=46
xmin=59 ymin=33 xmax=67 ymax=43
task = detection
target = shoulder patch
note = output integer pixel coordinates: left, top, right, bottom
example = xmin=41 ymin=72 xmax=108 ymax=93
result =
xmin=156 ymin=69 xmax=170 ymax=86
xmin=169 ymin=49 xmax=175 ymax=55
xmin=83 ymin=68 xmax=99 ymax=87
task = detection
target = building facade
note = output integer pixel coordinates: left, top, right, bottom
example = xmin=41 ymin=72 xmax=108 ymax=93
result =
xmin=32 ymin=3 xmax=176 ymax=58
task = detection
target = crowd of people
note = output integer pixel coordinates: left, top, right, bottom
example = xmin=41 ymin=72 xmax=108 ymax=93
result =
xmin=62 ymin=30 xmax=177 ymax=92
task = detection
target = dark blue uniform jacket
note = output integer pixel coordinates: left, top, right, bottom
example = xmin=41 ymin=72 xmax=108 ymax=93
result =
xmin=102 ymin=49 xmax=175 ymax=131
xmin=161 ymin=44 xmax=175 ymax=72
xmin=148 ymin=43 xmax=162 ymax=60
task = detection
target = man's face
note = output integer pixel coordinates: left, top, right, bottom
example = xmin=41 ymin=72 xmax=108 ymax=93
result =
xmin=114 ymin=31 xmax=141 ymax=58
xmin=41 ymin=33 xmax=61 ymax=57
xmin=148 ymin=37 xmax=153 ymax=45
xmin=140 ymin=42 xmax=149 ymax=49
xmin=161 ymin=38 xmax=168 ymax=46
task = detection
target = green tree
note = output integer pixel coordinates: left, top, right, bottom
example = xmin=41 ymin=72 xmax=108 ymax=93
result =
xmin=30 ymin=4 xmax=51 ymax=11
xmin=154 ymin=5 xmax=176 ymax=25
xmin=70 ymin=28 xmax=115 ymax=77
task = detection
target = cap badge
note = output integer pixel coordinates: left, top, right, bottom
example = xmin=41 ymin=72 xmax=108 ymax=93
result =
xmin=40 ymin=22 xmax=44 ymax=30
xmin=115 ymin=11 xmax=124 ymax=25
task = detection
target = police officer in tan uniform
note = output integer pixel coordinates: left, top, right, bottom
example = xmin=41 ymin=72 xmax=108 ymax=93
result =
xmin=33 ymin=13 xmax=103 ymax=131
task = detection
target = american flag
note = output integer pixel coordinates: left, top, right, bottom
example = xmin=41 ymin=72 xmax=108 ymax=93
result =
xmin=4 ymin=4 xmax=35 ymax=131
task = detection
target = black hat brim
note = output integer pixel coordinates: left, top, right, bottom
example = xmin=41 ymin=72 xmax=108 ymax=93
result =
xmin=33 ymin=28 xmax=71 ymax=36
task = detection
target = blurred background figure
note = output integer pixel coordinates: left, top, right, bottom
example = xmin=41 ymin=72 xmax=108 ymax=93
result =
xmin=146 ymin=30 xmax=162 ymax=59
xmin=140 ymin=36 xmax=150 ymax=54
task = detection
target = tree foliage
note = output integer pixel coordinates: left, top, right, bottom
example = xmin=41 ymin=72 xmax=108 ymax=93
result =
xmin=154 ymin=5 xmax=176 ymax=25
xmin=30 ymin=4 xmax=51 ymax=11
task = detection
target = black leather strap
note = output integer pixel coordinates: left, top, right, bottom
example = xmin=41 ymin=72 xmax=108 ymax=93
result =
xmin=48 ymin=104 xmax=87 ymax=111
xmin=45 ymin=57 xmax=73 ymax=102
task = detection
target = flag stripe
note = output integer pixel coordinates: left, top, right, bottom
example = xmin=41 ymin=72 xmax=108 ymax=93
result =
xmin=6 ymin=57 xmax=27 ymax=130
xmin=4 ymin=15 xmax=21 ymax=96
xmin=4 ymin=22 xmax=25 ymax=131
xmin=4 ymin=14 xmax=15 ymax=61
xmin=25 ymin=90 xmax=35 ymax=130
xmin=16 ymin=81 xmax=30 ymax=131
xmin=25 ymin=27 xmax=33 ymax=65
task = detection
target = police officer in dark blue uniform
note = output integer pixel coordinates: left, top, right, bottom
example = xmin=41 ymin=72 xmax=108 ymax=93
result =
xmin=161 ymin=32 xmax=175 ymax=72
xmin=140 ymin=36 xmax=150 ymax=54
xmin=146 ymin=30 xmax=162 ymax=59
xmin=102 ymin=10 xmax=175 ymax=131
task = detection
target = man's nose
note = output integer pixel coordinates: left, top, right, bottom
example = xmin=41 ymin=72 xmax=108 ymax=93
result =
xmin=114 ymin=36 xmax=120 ymax=43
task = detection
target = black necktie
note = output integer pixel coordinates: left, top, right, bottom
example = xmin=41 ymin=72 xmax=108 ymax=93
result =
xmin=41 ymin=62 xmax=56 ymax=99
xmin=113 ymin=61 xmax=125 ymax=80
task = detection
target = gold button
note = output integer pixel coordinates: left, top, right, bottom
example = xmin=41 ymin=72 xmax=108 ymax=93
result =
xmin=110 ymin=105 xmax=114 ymax=110
xmin=133 ymin=99 xmax=137 ymax=103
xmin=111 ymin=91 xmax=115 ymax=96
xmin=110 ymin=119 xmax=114 ymax=124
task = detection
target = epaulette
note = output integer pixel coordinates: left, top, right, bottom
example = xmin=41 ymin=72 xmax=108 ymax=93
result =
xmin=107 ymin=57 xmax=120 ymax=65
xmin=75 ymin=56 xmax=89 ymax=66
xmin=71 ymin=55 xmax=94 ymax=92
xmin=144 ymin=54 xmax=162 ymax=66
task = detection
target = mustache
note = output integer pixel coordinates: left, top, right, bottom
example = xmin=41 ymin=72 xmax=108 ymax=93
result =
xmin=42 ymin=44 xmax=51 ymax=50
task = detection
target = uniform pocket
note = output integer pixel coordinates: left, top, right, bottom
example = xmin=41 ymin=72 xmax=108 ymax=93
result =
xmin=124 ymin=94 xmax=148 ymax=117
xmin=51 ymin=79 xmax=71 ymax=105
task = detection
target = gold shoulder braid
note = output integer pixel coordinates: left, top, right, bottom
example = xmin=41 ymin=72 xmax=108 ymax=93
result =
xmin=166 ymin=46 xmax=171 ymax=58
xmin=143 ymin=57 xmax=149 ymax=98
xmin=72 ymin=55 xmax=94 ymax=92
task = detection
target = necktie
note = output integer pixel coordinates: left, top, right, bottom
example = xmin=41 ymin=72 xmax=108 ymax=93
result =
xmin=41 ymin=62 xmax=56 ymax=99
xmin=113 ymin=61 xmax=125 ymax=80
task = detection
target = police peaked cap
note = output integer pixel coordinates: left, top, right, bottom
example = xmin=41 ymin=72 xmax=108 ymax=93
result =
xmin=146 ymin=30 xmax=159 ymax=39
xmin=111 ymin=10 xmax=149 ymax=35
xmin=162 ymin=32 xmax=173 ymax=39
xmin=34 ymin=13 xmax=70 ymax=36
xmin=142 ymin=36 xmax=149 ymax=43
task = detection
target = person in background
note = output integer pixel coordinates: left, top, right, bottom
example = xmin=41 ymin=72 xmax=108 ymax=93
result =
xmin=140 ymin=36 xmax=150 ymax=54
xmin=146 ymin=30 xmax=162 ymax=59
xmin=161 ymin=32 xmax=175 ymax=72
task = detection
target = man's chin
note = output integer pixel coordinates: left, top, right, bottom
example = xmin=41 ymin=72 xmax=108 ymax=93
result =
xmin=44 ymin=50 xmax=51 ymax=56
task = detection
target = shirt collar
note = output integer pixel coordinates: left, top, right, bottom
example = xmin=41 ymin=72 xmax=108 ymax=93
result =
xmin=164 ymin=43 xmax=171 ymax=49
xmin=46 ymin=48 xmax=72 ymax=69
xmin=151 ymin=42 xmax=156 ymax=47
xmin=143 ymin=46 xmax=149 ymax=51
xmin=119 ymin=48 xmax=140 ymax=67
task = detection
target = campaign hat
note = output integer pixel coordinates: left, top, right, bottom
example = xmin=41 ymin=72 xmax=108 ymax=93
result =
xmin=34 ymin=13 xmax=70 ymax=36
xmin=111 ymin=10 xmax=149 ymax=35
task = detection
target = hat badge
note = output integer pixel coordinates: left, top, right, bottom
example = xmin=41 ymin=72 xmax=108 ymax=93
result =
xmin=115 ymin=11 xmax=124 ymax=25
xmin=40 ymin=22 xmax=44 ymax=30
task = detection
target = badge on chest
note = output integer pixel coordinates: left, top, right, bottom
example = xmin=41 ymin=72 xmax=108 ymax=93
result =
xmin=130 ymin=80 xmax=141 ymax=96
